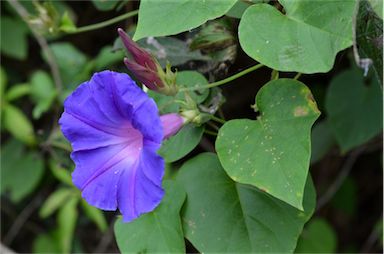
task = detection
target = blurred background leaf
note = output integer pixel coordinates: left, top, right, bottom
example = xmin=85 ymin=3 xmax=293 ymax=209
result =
xmin=1 ymin=139 xmax=44 ymax=202
xmin=310 ymin=120 xmax=336 ymax=164
xmin=91 ymin=0 xmax=119 ymax=11
xmin=3 ymin=104 xmax=36 ymax=145
xmin=295 ymin=218 xmax=337 ymax=253
xmin=325 ymin=68 xmax=382 ymax=153
xmin=57 ymin=196 xmax=79 ymax=254
xmin=39 ymin=188 xmax=75 ymax=218
xmin=0 ymin=16 xmax=28 ymax=60
xmin=30 ymin=70 xmax=57 ymax=119
xmin=80 ymin=199 xmax=108 ymax=232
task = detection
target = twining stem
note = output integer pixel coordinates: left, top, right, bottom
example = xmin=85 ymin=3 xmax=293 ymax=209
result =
xmin=218 ymin=108 xmax=226 ymax=120
xmin=211 ymin=115 xmax=226 ymax=124
xmin=207 ymin=121 xmax=219 ymax=131
xmin=67 ymin=10 xmax=139 ymax=34
xmin=204 ymin=130 xmax=218 ymax=136
xmin=294 ymin=72 xmax=302 ymax=80
xmin=179 ymin=63 xmax=264 ymax=92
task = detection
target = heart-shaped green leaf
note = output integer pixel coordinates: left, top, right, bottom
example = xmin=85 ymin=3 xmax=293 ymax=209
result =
xmin=325 ymin=69 xmax=382 ymax=152
xmin=177 ymin=153 xmax=316 ymax=253
xmin=238 ymin=1 xmax=354 ymax=73
xmin=216 ymin=79 xmax=320 ymax=209
xmin=114 ymin=180 xmax=186 ymax=253
xmin=134 ymin=0 xmax=237 ymax=40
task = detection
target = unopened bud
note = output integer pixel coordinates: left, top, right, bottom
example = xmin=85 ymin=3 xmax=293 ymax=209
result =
xmin=118 ymin=28 xmax=178 ymax=96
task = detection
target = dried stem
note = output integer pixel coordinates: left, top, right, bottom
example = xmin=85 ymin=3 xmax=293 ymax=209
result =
xmin=3 ymin=195 xmax=43 ymax=246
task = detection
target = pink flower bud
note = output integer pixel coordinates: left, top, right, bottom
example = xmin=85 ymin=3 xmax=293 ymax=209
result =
xmin=118 ymin=28 xmax=158 ymax=71
xmin=123 ymin=58 xmax=164 ymax=90
xmin=117 ymin=28 xmax=178 ymax=96
xmin=160 ymin=113 xmax=185 ymax=140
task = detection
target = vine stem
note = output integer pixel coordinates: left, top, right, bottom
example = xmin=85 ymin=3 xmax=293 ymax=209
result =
xmin=67 ymin=10 xmax=139 ymax=34
xmin=7 ymin=0 xmax=62 ymax=93
xmin=316 ymin=147 xmax=365 ymax=210
xmin=211 ymin=115 xmax=226 ymax=124
xmin=294 ymin=72 xmax=302 ymax=80
xmin=179 ymin=63 xmax=264 ymax=92
xmin=204 ymin=130 xmax=218 ymax=136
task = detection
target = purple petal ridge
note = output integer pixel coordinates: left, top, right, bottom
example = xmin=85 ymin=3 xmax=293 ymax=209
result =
xmin=59 ymin=70 xmax=165 ymax=222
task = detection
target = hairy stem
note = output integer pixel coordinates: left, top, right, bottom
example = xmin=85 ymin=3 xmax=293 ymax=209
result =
xmin=180 ymin=64 xmax=264 ymax=92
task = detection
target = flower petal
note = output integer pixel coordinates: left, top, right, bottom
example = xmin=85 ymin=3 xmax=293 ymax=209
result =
xmin=60 ymin=112 xmax=132 ymax=151
xmin=131 ymin=99 xmax=163 ymax=144
xmin=90 ymin=71 xmax=148 ymax=118
xmin=117 ymin=146 xmax=165 ymax=222
xmin=72 ymin=141 xmax=142 ymax=210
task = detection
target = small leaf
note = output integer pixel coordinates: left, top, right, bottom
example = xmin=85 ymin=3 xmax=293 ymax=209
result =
xmin=216 ymin=79 xmax=320 ymax=209
xmin=295 ymin=218 xmax=337 ymax=253
xmin=239 ymin=1 xmax=354 ymax=73
xmin=114 ymin=180 xmax=186 ymax=253
xmin=5 ymin=83 xmax=31 ymax=101
xmin=0 ymin=16 xmax=28 ymax=60
xmin=40 ymin=188 xmax=74 ymax=218
xmin=176 ymin=153 xmax=316 ymax=253
xmin=80 ymin=199 xmax=107 ymax=232
xmin=176 ymin=71 xmax=209 ymax=104
xmin=3 ymin=104 xmax=36 ymax=145
xmin=134 ymin=0 xmax=237 ymax=40
xmin=57 ymin=196 xmax=79 ymax=254
xmin=159 ymin=124 xmax=204 ymax=163
xmin=325 ymin=69 xmax=382 ymax=152
xmin=1 ymin=139 xmax=44 ymax=202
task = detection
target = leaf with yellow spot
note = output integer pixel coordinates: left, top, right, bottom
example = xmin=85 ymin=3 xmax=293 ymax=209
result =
xmin=216 ymin=79 xmax=320 ymax=210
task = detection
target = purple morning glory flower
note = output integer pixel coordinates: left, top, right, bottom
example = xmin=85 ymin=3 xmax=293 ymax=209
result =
xmin=59 ymin=70 xmax=183 ymax=222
